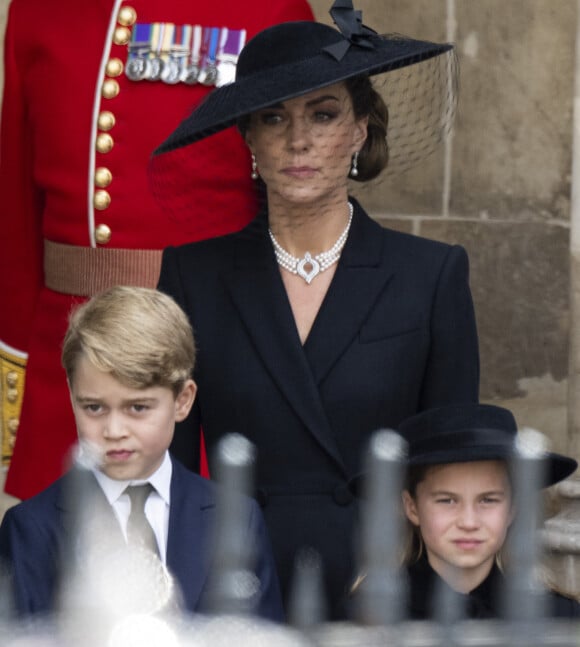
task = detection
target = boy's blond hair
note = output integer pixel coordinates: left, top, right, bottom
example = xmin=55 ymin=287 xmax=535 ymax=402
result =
xmin=62 ymin=286 xmax=195 ymax=396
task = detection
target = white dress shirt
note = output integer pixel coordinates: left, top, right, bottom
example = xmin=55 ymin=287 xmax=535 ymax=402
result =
xmin=92 ymin=451 xmax=172 ymax=563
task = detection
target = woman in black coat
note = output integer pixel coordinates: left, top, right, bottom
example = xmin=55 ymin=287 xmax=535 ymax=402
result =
xmin=153 ymin=0 xmax=480 ymax=618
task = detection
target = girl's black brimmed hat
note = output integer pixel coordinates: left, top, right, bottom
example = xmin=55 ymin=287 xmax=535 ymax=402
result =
xmin=399 ymin=403 xmax=577 ymax=488
xmin=349 ymin=404 xmax=577 ymax=496
xmin=154 ymin=0 xmax=458 ymax=173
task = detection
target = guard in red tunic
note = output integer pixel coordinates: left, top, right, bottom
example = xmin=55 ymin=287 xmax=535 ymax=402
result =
xmin=0 ymin=0 xmax=314 ymax=499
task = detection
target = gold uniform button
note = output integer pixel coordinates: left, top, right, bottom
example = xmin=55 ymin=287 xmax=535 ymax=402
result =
xmin=97 ymin=110 xmax=116 ymax=131
xmin=6 ymin=370 xmax=18 ymax=388
xmin=118 ymin=6 xmax=137 ymax=27
xmin=96 ymin=133 xmax=114 ymax=154
xmin=106 ymin=58 xmax=124 ymax=77
xmin=8 ymin=417 xmax=19 ymax=435
xmin=94 ymin=191 xmax=112 ymax=211
xmin=113 ymin=25 xmax=131 ymax=45
xmin=6 ymin=388 xmax=18 ymax=404
xmin=95 ymin=167 xmax=113 ymax=188
xmin=102 ymin=78 xmax=120 ymax=99
xmin=95 ymin=223 xmax=112 ymax=244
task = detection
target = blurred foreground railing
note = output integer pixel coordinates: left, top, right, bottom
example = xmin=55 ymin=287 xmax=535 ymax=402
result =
xmin=1 ymin=430 xmax=580 ymax=647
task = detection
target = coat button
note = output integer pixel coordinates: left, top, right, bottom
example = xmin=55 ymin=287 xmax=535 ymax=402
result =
xmin=106 ymin=58 xmax=124 ymax=77
xmin=6 ymin=370 xmax=18 ymax=388
xmin=95 ymin=223 xmax=112 ymax=244
xmin=97 ymin=111 xmax=116 ymax=132
xmin=333 ymin=484 xmax=354 ymax=506
xmin=102 ymin=79 xmax=120 ymax=100
xmin=94 ymin=190 xmax=111 ymax=211
xmin=113 ymin=26 xmax=131 ymax=45
xmin=95 ymin=167 xmax=113 ymax=188
xmin=96 ymin=133 xmax=114 ymax=154
xmin=118 ymin=6 xmax=137 ymax=26
xmin=7 ymin=417 xmax=18 ymax=448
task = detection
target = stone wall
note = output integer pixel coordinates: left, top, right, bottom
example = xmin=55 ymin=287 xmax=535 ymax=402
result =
xmin=309 ymin=0 xmax=578 ymax=457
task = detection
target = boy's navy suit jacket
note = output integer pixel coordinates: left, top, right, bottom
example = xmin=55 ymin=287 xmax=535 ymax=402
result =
xmin=0 ymin=456 xmax=283 ymax=620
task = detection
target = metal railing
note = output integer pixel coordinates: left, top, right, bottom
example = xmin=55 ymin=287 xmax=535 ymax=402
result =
xmin=1 ymin=430 xmax=579 ymax=647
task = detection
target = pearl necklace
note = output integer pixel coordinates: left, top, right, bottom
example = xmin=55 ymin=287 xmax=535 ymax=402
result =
xmin=269 ymin=202 xmax=354 ymax=285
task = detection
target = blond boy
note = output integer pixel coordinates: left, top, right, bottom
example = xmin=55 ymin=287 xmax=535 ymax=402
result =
xmin=0 ymin=286 xmax=282 ymax=619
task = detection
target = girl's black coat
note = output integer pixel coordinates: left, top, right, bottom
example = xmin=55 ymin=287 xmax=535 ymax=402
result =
xmin=408 ymin=554 xmax=580 ymax=619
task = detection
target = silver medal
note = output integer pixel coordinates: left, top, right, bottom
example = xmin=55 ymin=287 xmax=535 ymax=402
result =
xmin=181 ymin=63 xmax=200 ymax=85
xmin=161 ymin=57 xmax=181 ymax=84
xmin=216 ymin=60 xmax=236 ymax=87
xmin=147 ymin=57 xmax=163 ymax=81
xmin=198 ymin=64 xmax=218 ymax=86
xmin=125 ymin=56 xmax=148 ymax=81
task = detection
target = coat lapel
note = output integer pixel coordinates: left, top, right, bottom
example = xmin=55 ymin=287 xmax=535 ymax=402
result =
xmin=56 ymin=468 xmax=126 ymax=575
xmin=57 ymin=469 xmax=122 ymax=533
xmin=166 ymin=460 xmax=216 ymax=611
xmin=304 ymin=202 xmax=395 ymax=384
xmin=223 ymin=215 xmax=348 ymax=475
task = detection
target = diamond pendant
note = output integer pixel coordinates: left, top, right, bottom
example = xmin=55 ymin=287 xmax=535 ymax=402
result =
xmin=297 ymin=252 xmax=320 ymax=285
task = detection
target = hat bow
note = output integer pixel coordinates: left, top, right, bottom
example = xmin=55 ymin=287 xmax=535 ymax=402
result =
xmin=324 ymin=0 xmax=377 ymax=61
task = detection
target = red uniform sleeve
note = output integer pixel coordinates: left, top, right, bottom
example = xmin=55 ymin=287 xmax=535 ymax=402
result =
xmin=267 ymin=0 xmax=315 ymax=23
xmin=0 ymin=0 xmax=44 ymax=355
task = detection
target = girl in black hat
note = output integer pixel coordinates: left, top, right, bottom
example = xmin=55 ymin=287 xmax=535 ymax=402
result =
xmin=153 ymin=1 xmax=480 ymax=618
xmin=399 ymin=403 xmax=580 ymax=619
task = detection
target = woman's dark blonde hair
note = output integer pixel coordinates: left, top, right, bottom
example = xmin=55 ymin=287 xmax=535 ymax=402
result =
xmin=62 ymin=286 xmax=196 ymax=397
xmin=344 ymin=74 xmax=389 ymax=181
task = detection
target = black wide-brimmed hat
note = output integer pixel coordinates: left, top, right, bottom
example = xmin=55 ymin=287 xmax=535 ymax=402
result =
xmin=349 ymin=404 xmax=577 ymax=496
xmin=154 ymin=0 xmax=458 ymax=173
xmin=400 ymin=403 xmax=577 ymax=487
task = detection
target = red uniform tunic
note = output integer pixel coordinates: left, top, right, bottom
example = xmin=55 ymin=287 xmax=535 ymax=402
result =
xmin=0 ymin=0 xmax=314 ymax=498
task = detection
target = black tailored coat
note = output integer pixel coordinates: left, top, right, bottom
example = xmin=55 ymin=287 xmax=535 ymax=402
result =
xmin=407 ymin=554 xmax=580 ymax=619
xmin=0 ymin=458 xmax=282 ymax=620
xmin=158 ymin=198 xmax=480 ymax=618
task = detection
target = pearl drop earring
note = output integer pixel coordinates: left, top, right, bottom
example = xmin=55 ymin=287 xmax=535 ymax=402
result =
xmin=350 ymin=151 xmax=359 ymax=178
xmin=251 ymin=154 xmax=259 ymax=180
